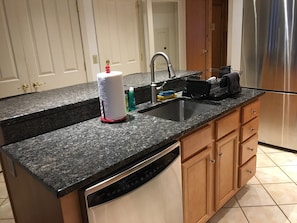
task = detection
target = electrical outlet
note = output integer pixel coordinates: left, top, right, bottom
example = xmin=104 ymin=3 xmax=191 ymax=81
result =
xmin=92 ymin=55 xmax=99 ymax=64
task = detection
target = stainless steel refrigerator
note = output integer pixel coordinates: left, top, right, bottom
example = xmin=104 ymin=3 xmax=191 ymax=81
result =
xmin=241 ymin=0 xmax=297 ymax=151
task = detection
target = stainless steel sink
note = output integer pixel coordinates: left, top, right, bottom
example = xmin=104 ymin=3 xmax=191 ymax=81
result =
xmin=139 ymin=98 xmax=217 ymax=122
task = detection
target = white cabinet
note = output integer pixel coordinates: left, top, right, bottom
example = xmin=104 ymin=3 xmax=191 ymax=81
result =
xmin=0 ymin=0 xmax=87 ymax=99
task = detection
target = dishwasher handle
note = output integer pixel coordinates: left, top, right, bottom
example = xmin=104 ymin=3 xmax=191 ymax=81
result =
xmin=86 ymin=141 xmax=180 ymax=208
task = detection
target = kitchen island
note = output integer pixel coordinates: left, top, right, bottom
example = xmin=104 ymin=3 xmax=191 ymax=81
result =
xmin=0 ymin=71 xmax=264 ymax=223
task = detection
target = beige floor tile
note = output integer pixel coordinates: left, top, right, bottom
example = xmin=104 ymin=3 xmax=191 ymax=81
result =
xmin=266 ymin=152 xmax=297 ymax=166
xmin=280 ymin=166 xmax=297 ymax=182
xmin=247 ymin=176 xmax=261 ymax=185
xmin=0 ymin=173 xmax=4 ymax=183
xmin=256 ymin=167 xmax=292 ymax=184
xmin=279 ymin=204 xmax=297 ymax=223
xmin=0 ymin=199 xmax=14 ymax=219
xmin=208 ymin=208 xmax=248 ymax=223
xmin=235 ymin=184 xmax=275 ymax=206
xmin=242 ymin=206 xmax=290 ymax=223
xmin=223 ymin=197 xmax=239 ymax=208
xmin=0 ymin=198 xmax=5 ymax=206
xmin=257 ymin=146 xmax=264 ymax=154
xmin=259 ymin=145 xmax=283 ymax=154
xmin=256 ymin=153 xmax=276 ymax=167
xmin=0 ymin=183 xmax=8 ymax=199
xmin=264 ymin=183 xmax=297 ymax=205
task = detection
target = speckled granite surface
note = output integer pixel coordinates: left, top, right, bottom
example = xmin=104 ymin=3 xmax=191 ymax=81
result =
xmin=1 ymin=88 xmax=264 ymax=197
xmin=0 ymin=70 xmax=199 ymax=145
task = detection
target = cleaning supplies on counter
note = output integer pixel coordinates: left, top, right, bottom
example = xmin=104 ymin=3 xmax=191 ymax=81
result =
xmin=157 ymin=90 xmax=177 ymax=101
xmin=128 ymin=87 xmax=136 ymax=111
xmin=97 ymin=71 xmax=126 ymax=123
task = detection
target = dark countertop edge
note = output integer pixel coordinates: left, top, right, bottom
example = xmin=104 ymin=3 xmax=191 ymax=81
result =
xmin=0 ymin=99 xmax=99 ymax=126
xmin=0 ymin=88 xmax=265 ymax=198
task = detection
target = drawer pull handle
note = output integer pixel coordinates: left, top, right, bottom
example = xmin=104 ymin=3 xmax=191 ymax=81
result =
xmin=251 ymin=128 xmax=255 ymax=132
xmin=252 ymin=109 xmax=257 ymax=114
xmin=247 ymin=147 xmax=254 ymax=151
xmin=210 ymin=159 xmax=216 ymax=164
xmin=247 ymin=170 xmax=252 ymax=174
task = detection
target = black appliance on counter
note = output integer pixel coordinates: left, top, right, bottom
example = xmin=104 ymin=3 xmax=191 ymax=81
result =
xmin=182 ymin=72 xmax=241 ymax=100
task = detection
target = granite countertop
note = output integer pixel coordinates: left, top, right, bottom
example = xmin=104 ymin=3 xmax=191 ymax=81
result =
xmin=0 ymin=70 xmax=196 ymax=124
xmin=1 ymin=87 xmax=264 ymax=197
xmin=0 ymin=70 xmax=199 ymax=146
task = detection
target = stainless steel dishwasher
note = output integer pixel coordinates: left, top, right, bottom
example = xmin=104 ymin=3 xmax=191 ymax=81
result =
xmin=84 ymin=141 xmax=183 ymax=223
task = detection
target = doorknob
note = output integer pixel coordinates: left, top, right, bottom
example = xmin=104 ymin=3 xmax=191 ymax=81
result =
xmin=202 ymin=49 xmax=208 ymax=54
xmin=33 ymin=82 xmax=45 ymax=91
xmin=18 ymin=84 xmax=29 ymax=93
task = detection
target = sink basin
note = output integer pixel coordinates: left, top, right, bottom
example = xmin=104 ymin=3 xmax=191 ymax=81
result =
xmin=139 ymin=98 xmax=217 ymax=122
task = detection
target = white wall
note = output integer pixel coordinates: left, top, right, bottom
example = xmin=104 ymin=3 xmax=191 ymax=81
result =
xmin=227 ymin=0 xmax=243 ymax=73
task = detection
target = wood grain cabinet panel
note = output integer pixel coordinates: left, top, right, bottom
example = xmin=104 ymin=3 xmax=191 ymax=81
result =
xmin=215 ymin=130 xmax=239 ymax=210
xmin=182 ymin=145 xmax=214 ymax=223
xmin=239 ymin=134 xmax=258 ymax=165
xmin=238 ymin=155 xmax=257 ymax=187
xmin=241 ymin=100 xmax=260 ymax=124
xmin=181 ymin=124 xmax=213 ymax=161
xmin=241 ymin=117 xmax=259 ymax=142
xmin=215 ymin=109 xmax=240 ymax=140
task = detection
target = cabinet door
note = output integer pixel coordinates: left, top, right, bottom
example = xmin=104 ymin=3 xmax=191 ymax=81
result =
xmin=182 ymin=145 xmax=214 ymax=223
xmin=215 ymin=130 xmax=239 ymax=210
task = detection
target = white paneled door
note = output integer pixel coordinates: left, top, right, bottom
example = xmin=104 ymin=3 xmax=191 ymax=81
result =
xmin=93 ymin=0 xmax=142 ymax=75
xmin=0 ymin=0 xmax=87 ymax=99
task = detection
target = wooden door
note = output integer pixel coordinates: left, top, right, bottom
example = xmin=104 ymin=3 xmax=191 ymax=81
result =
xmin=186 ymin=0 xmax=212 ymax=80
xmin=182 ymin=145 xmax=214 ymax=223
xmin=212 ymin=0 xmax=228 ymax=76
xmin=0 ymin=0 xmax=87 ymax=99
xmin=215 ymin=130 xmax=239 ymax=209
xmin=93 ymin=0 xmax=142 ymax=75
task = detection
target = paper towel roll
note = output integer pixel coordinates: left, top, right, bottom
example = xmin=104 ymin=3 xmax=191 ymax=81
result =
xmin=97 ymin=71 xmax=126 ymax=122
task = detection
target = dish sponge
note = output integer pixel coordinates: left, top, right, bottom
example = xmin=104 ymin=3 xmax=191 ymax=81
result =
xmin=157 ymin=90 xmax=177 ymax=101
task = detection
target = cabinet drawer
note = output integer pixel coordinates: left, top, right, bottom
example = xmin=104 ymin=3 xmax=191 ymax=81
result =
xmin=242 ymin=100 xmax=260 ymax=124
xmin=241 ymin=117 xmax=259 ymax=142
xmin=239 ymin=156 xmax=256 ymax=187
xmin=215 ymin=109 xmax=240 ymax=140
xmin=239 ymin=134 xmax=258 ymax=165
xmin=181 ymin=124 xmax=213 ymax=161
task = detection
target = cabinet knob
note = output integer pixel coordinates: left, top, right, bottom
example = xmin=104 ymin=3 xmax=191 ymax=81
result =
xmin=252 ymin=109 xmax=257 ymax=114
xmin=210 ymin=159 xmax=216 ymax=164
xmin=247 ymin=147 xmax=254 ymax=151
xmin=250 ymin=128 xmax=255 ymax=132
xmin=246 ymin=170 xmax=252 ymax=174
xmin=218 ymin=152 xmax=223 ymax=157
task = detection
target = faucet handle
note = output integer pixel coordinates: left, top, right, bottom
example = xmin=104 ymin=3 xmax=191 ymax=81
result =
xmin=157 ymin=81 xmax=167 ymax=91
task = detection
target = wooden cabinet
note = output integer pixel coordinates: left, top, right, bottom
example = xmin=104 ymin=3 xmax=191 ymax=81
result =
xmin=181 ymin=124 xmax=215 ymax=223
xmin=181 ymin=100 xmax=261 ymax=223
xmin=214 ymin=110 xmax=240 ymax=209
xmin=215 ymin=130 xmax=239 ymax=209
xmin=238 ymin=99 xmax=260 ymax=187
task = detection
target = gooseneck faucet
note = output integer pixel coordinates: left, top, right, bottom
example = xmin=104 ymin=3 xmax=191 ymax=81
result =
xmin=150 ymin=52 xmax=176 ymax=103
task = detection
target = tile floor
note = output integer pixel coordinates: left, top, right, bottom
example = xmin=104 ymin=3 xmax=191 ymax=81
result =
xmin=0 ymin=144 xmax=296 ymax=223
